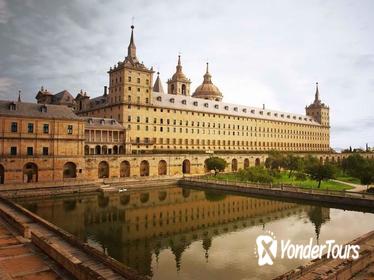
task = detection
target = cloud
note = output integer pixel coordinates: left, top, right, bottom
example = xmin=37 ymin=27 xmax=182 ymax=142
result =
xmin=0 ymin=77 xmax=17 ymax=98
xmin=0 ymin=0 xmax=373 ymax=148
xmin=0 ymin=0 xmax=11 ymax=24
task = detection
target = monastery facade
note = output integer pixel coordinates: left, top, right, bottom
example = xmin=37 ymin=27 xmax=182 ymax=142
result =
xmin=0 ymin=25 xmax=342 ymax=185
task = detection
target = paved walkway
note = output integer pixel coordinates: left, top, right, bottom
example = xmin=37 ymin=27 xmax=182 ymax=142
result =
xmin=332 ymin=180 xmax=369 ymax=192
xmin=0 ymin=216 xmax=73 ymax=280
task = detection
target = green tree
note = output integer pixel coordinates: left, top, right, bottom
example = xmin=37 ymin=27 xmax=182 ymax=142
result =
xmin=237 ymin=166 xmax=273 ymax=183
xmin=265 ymin=150 xmax=284 ymax=170
xmin=205 ymin=157 xmax=227 ymax=175
xmin=307 ymin=163 xmax=336 ymax=188
xmin=358 ymin=161 xmax=374 ymax=190
xmin=283 ymin=154 xmax=303 ymax=178
xmin=341 ymin=154 xmax=365 ymax=177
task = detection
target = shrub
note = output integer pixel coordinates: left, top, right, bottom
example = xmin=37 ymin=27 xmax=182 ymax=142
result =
xmin=237 ymin=166 xmax=273 ymax=184
xmin=295 ymin=172 xmax=307 ymax=181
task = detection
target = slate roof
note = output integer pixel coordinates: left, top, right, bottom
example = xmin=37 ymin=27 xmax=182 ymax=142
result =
xmin=82 ymin=117 xmax=125 ymax=130
xmin=0 ymin=100 xmax=81 ymax=120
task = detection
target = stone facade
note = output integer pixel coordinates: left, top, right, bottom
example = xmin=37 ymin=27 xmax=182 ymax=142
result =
xmin=75 ymin=25 xmax=330 ymax=154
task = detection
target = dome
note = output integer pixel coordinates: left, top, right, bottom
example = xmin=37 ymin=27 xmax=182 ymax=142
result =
xmin=170 ymin=55 xmax=190 ymax=82
xmin=192 ymin=63 xmax=223 ymax=101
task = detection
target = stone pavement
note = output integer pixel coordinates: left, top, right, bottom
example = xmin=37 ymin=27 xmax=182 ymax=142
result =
xmin=0 ymin=216 xmax=73 ymax=280
xmin=332 ymin=180 xmax=369 ymax=192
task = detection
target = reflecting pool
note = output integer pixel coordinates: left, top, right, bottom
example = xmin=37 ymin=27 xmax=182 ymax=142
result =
xmin=15 ymin=185 xmax=374 ymax=280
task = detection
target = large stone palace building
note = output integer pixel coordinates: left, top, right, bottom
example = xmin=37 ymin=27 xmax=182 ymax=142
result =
xmin=0 ymin=25 xmax=344 ymax=185
xmin=75 ymin=25 xmax=330 ymax=154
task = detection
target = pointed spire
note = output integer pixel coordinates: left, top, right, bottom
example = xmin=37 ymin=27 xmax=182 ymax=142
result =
xmin=127 ymin=25 xmax=138 ymax=63
xmin=315 ymin=82 xmax=320 ymax=103
xmin=176 ymin=54 xmax=183 ymax=73
xmin=203 ymin=62 xmax=212 ymax=83
xmin=153 ymin=72 xmax=165 ymax=94
xmin=17 ymin=90 xmax=21 ymax=102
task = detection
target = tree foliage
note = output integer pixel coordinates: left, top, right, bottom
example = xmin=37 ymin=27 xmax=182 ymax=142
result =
xmin=306 ymin=163 xmax=336 ymax=188
xmin=205 ymin=157 xmax=228 ymax=175
xmin=237 ymin=166 xmax=273 ymax=183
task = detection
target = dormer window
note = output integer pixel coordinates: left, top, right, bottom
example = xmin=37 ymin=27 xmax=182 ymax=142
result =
xmin=181 ymin=100 xmax=187 ymax=105
xmin=9 ymin=102 xmax=16 ymax=111
xmin=233 ymin=107 xmax=238 ymax=111
xmin=281 ymin=114 xmax=284 ymax=118
xmin=274 ymin=113 xmax=278 ymax=117
xmin=214 ymin=104 xmax=219 ymax=109
xmin=170 ymin=98 xmax=175 ymax=103
xmin=193 ymin=101 xmax=198 ymax=106
xmin=204 ymin=103 xmax=209 ymax=108
xmin=242 ymin=108 xmax=247 ymax=113
xmin=267 ymin=112 xmax=271 ymax=116
xmin=251 ymin=109 xmax=255 ymax=114
xmin=156 ymin=96 xmax=162 ymax=101
xmin=224 ymin=106 xmax=229 ymax=110
xmin=259 ymin=111 xmax=263 ymax=115
xmin=100 ymin=119 xmax=105 ymax=125
xmin=293 ymin=116 xmax=296 ymax=119
xmin=287 ymin=115 xmax=290 ymax=119
xmin=298 ymin=117 xmax=302 ymax=120
xmin=40 ymin=105 xmax=47 ymax=112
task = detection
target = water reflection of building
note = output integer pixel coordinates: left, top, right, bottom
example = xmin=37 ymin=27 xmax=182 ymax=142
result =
xmin=18 ymin=187 xmax=329 ymax=277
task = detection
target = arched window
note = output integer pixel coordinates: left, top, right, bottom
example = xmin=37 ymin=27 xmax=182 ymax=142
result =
xmin=181 ymin=84 xmax=186 ymax=95
xmin=140 ymin=160 xmax=150 ymax=176
xmin=231 ymin=159 xmax=238 ymax=172
xmin=23 ymin=163 xmax=38 ymax=183
xmin=0 ymin=164 xmax=4 ymax=184
xmin=120 ymin=161 xmax=130 ymax=177
xmin=158 ymin=160 xmax=167 ymax=175
xmin=98 ymin=161 xmax=109 ymax=178
xmin=63 ymin=162 xmax=77 ymax=179
xmin=182 ymin=159 xmax=190 ymax=174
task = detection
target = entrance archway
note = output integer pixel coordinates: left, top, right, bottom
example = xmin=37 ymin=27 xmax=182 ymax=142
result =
xmin=158 ymin=160 xmax=167 ymax=176
xmin=182 ymin=159 xmax=190 ymax=174
xmin=255 ymin=158 xmax=261 ymax=166
xmin=23 ymin=163 xmax=38 ymax=183
xmin=120 ymin=161 xmax=130 ymax=177
xmin=98 ymin=161 xmax=109 ymax=178
xmin=244 ymin=158 xmax=249 ymax=169
xmin=63 ymin=162 xmax=77 ymax=179
xmin=0 ymin=165 xmax=4 ymax=184
xmin=140 ymin=160 xmax=150 ymax=176
xmin=231 ymin=158 xmax=238 ymax=172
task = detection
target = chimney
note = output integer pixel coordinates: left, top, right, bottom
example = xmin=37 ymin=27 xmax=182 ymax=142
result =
xmin=262 ymin=104 xmax=265 ymax=110
xmin=104 ymin=86 xmax=107 ymax=96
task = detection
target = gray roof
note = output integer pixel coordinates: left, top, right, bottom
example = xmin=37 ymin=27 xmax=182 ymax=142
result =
xmin=52 ymin=90 xmax=75 ymax=104
xmin=82 ymin=117 xmax=125 ymax=130
xmin=0 ymin=100 xmax=81 ymax=120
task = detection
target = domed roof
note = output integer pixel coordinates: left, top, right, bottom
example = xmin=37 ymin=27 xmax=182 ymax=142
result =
xmin=192 ymin=63 xmax=223 ymax=101
xmin=169 ymin=55 xmax=190 ymax=82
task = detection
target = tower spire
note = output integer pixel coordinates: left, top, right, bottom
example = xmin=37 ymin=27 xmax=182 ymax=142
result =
xmin=315 ymin=82 xmax=320 ymax=102
xmin=17 ymin=90 xmax=21 ymax=102
xmin=176 ymin=54 xmax=182 ymax=72
xmin=127 ymin=25 xmax=138 ymax=63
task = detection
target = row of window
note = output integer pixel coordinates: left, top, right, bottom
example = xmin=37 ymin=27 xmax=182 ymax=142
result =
xmin=9 ymin=146 xmax=49 ymax=156
xmin=9 ymin=122 xmax=73 ymax=134
xmin=126 ymin=116 xmax=327 ymax=136
xmin=134 ymin=137 xmax=328 ymax=148
xmin=110 ymin=76 xmax=149 ymax=85
xmin=155 ymin=96 xmax=319 ymax=123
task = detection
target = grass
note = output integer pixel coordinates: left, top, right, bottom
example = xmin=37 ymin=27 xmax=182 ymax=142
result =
xmin=205 ymin=171 xmax=353 ymax=191
xmin=335 ymin=175 xmax=361 ymax=185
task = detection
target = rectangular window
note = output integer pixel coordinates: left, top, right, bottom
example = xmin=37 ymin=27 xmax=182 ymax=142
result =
xmin=67 ymin=125 xmax=73 ymax=134
xmin=10 ymin=146 xmax=17 ymax=155
xmin=43 ymin=124 xmax=49 ymax=134
xmin=11 ymin=122 xmax=18 ymax=132
xmin=28 ymin=123 xmax=34 ymax=133
xmin=42 ymin=147 xmax=49 ymax=156
xmin=27 ymin=147 xmax=33 ymax=156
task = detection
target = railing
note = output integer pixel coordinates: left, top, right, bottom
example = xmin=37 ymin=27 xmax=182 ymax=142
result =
xmin=182 ymin=176 xmax=374 ymax=200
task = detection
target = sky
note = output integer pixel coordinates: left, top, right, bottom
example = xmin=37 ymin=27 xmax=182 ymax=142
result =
xmin=0 ymin=0 xmax=373 ymax=149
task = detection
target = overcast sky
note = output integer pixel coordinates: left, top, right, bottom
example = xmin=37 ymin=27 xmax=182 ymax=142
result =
xmin=0 ymin=0 xmax=373 ymax=149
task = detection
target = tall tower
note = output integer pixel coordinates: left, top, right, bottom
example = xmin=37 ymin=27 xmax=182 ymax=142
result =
xmin=167 ymin=55 xmax=191 ymax=96
xmin=306 ymin=82 xmax=330 ymax=127
xmin=107 ymin=25 xmax=154 ymax=114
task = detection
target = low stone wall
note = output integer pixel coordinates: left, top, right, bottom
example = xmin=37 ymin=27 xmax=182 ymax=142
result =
xmin=180 ymin=178 xmax=374 ymax=209
xmin=274 ymin=230 xmax=374 ymax=280
xmin=0 ymin=196 xmax=148 ymax=280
